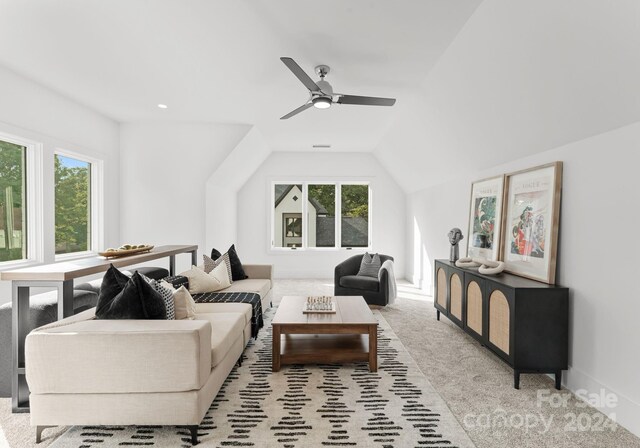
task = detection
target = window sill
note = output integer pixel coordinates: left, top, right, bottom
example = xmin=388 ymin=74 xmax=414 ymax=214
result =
xmin=54 ymin=251 xmax=97 ymax=262
xmin=268 ymin=247 xmax=371 ymax=254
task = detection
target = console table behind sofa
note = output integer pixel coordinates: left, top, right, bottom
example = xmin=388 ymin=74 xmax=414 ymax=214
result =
xmin=0 ymin=244 xmax=198 ymax=413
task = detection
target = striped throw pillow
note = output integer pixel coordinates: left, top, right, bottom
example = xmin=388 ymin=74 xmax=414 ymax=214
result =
xmin=357 ymin=253 xmax=381 ymax=278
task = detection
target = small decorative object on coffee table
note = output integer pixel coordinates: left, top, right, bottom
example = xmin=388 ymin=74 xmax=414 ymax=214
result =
xmin=303 ymin=296 xmax=336 ymax=313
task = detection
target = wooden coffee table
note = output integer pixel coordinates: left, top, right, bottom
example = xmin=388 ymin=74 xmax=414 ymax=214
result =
xmin=271 ymin=296 xmax=378 ymax=372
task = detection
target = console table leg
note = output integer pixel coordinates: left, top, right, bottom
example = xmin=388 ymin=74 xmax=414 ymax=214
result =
xmin=12 ymin=284 xmax=30 ymax=413
xmin=190 ymin=249 xmax=197 ymax=267
xmin=57 ymin=280 xmax=74 ymax=320
xmin=514 ymin=370 xmax=520 ymax=389
xmin=555 ymin=370 xmax=562 ymax=390
xmin=436 ymin=310 xmax=440 ymax=321
xmin=169 ymin=255 xmax=176 ymax=276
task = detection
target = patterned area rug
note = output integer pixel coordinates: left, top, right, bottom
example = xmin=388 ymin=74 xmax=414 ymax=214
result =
xmin=50 ymin=308 xmax=475 ymax=448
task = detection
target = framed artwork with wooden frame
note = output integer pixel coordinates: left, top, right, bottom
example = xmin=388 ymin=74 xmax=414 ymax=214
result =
xmin=500 ymin=162 xmax=563 ymax=284
xmin=466 ymin=175 xmax=505 ymax=261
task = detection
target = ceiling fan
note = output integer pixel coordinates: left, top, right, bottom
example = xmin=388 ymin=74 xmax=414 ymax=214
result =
xmin=280 ymin=57 xmax=396 ymax=120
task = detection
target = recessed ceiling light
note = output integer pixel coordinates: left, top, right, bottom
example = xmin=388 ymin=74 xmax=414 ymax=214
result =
xmin=312 ymin=144 xmax=331 ymax=149
xmin=157 ymin=104 xmax=168 ymax=109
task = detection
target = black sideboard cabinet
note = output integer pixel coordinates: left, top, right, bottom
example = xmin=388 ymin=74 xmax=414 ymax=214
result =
xmin=434 ymin=259 xmax=568 ymax=390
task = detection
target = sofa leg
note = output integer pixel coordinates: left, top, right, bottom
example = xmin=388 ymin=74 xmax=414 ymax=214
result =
xmin=237 ymin=354 xmax=244 ymax=367
xmin=36 ymin=426 xmax=54 ymax=443
xmin=187 ymin=425 xmax=199 ymax=445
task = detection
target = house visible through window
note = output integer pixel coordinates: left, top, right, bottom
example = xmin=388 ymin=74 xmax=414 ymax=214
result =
xmin=0 ymin=140 xmax=27 ymax=262
xmin=272 ymin=182 xmax=370 ymax=250
xmin=55 ymin=154 xmax=91 ymax=255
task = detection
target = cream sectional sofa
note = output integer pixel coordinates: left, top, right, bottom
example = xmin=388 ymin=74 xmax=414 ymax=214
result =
xmin=25 ymin=264 xmax=273 ymax=445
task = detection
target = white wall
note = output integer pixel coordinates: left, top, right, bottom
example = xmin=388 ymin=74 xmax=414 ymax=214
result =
xmin=120 ymin=122 xmax=250 ymax=274
xmin=237 ymin=152 xmax=406 ymax=279
xmin=376 ymin=0 xmax=640 ymax=193
xmin=0 ymin=66 xmax=120 ymax=305
xmin=406 ymin=122 xmax=640 ymax=437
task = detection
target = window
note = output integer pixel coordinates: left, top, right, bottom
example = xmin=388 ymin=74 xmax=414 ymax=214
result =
xmin=272 ymin=182 xmax=371 ymax=250
xmin=0 ymin=140 xmax=27 ymax=262
xmin=273 ymin=184 xmax=303 ymax=248
xmin=341 ymin=184 xmax=369 ymax=248
xmin=307 ymin=184 xmax=335 ymax=248
xmin=54 ymin=152 xmax=100 ymax=257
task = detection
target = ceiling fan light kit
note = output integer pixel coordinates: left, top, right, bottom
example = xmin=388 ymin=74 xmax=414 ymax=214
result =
xmin=280 ymin=57 xmax=396 ymax=119
xmin=312 ymin=96 xmax=332 ymax=109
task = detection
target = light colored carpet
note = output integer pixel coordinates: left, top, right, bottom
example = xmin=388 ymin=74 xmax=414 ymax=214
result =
xmin=1 ymin=278 xmax=638 ymax=448
xmin=49 ymin=305 xmax=474 ymax=447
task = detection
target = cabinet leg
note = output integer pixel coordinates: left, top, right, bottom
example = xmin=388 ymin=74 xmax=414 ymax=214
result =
xmin=555 ymin=370 xmax=562 ymax=390
xmin=514 ymin=370 xmax=520 ymax=389
xmin=436 ymin=310 xmax=440 ymax=321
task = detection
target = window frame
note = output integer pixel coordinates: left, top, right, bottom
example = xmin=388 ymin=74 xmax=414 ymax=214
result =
xmin=54 ymin=149 xmax=104 ymax=261
xmin=0 ymin=131 xmax=44 ymax=269
xmin=270 ymin=180 xmax=372 ymax=252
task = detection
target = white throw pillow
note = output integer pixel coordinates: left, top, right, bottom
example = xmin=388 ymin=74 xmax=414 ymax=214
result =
xmin=173 ymin=286 xmax=196 ymax=320
xmin=180 ymin=265 xmax=219 ymax=294
xmin=209 ymin=259 xmax=231 ymax=291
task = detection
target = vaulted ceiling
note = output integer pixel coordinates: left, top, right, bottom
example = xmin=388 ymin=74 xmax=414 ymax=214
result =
xmin=0 ymin=0 xmax=480 ymax=151
xmin=1 ymin=0 xmax=639 ymax=193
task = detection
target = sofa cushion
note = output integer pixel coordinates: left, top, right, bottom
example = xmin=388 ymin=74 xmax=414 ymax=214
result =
xmin=196 ymin=312 xmax=246 ymax=368
xmin=26 ymin=315 xmax=212 ymax=394
xmin=339 ymin=275 xmax=380 ymax=292
xmin=96 ymin=272 xmax=167 ymax=320
xmin=194 ymin=303 xmax=252 ymax=326
xmin=220 ymin=279 xmax=271 ymax=299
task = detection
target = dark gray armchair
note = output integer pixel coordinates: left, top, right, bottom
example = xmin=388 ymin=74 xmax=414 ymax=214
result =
xmin=334 ymin=254 xmax=395 ymax=306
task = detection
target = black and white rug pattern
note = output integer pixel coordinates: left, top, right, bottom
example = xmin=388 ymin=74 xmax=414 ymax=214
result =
xmin=51 ymin=308 xmax=475 ymax=448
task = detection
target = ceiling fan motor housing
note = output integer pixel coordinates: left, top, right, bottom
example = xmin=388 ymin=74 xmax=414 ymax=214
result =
xmin=315 ymin=79 xmax=333 ymax=95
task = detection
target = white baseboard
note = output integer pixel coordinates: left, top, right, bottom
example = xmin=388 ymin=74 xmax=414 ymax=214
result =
xmin=563 ymin=365 xmax=640 ymax=438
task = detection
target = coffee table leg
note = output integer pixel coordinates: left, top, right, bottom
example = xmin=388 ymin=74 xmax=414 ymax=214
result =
xmin=369 ymin=325 xmax=378 ymax=372
xmin=272 ymin=325 xmax=281 ymax=372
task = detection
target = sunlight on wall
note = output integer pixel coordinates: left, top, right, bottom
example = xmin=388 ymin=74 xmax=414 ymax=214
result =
xmin=412 ymin=216 xmax=434 ymax=294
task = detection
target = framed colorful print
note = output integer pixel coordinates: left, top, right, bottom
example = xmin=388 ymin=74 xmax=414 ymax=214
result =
xmin=466 ymin=175 xmax=505 ymax=261
xmin=501 ymin=162 xmax=563 ymax=284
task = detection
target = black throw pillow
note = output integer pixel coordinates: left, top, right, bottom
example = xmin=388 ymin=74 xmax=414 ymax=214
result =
xmin=211 ymin=244 xmax=248 ymax=280
xmin=227 ymin=244 xmax=248 ymax=281
xmin=95 ymin=271 xmax=167 ymax=320
xmin=210 ymin=248 xmax=222 ymax=260
xmin=96 ymin=264 xmax=131 ymax=316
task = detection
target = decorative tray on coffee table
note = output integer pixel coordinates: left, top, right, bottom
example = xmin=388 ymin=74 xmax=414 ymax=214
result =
xmin=98 ymin=245 xmax=154 ymax=258
xmin=302 ymin=296 xmax=336 ymax=314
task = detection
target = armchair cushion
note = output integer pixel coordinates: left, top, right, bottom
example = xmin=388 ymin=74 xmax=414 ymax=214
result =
xmin=357 ymin=253 xmax=382 ymax=278
xmin=339 ymin=275 xmax=380 ymax=292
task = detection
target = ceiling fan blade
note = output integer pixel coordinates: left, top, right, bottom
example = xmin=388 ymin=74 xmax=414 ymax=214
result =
xmin=337 ymin=94 xmax=396 ymax=106
xmin=280 ymin=102 xmax=313 ymax=120
xmin=280 ymin=57 xmax=320 ymax=92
